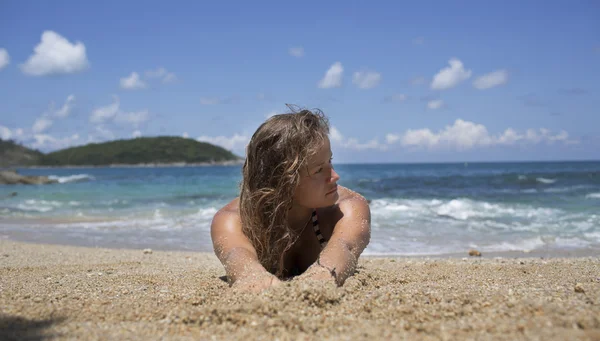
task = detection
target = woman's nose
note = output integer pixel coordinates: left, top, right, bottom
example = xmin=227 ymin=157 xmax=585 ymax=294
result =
xmin=330 ymin=168 xmax=340 ymax=182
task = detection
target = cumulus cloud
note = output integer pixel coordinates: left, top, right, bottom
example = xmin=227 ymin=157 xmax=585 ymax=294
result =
xmin=93 ymin=125 xmax=115 ymax=141
xmin=32 ymin=117 xmax=53 ymax=133
xmin=473 ymin=69 xmax=508 ymax=90
xmin=289 ymin=47 xmax=304 ymax=58
xmin=145 ymin=67 xmax=176 ymax=83
xmin=132 ymin=130 xmax=142 ymax=138
xmin=391 ymin=119 xmax=575 ymax=150
xmin=329 ymin=126 xmax=386 ymax=151
xmin=20 ymin=31 xmax=89 ymax=76
xmin=385 ymin=133 xmax=400 ymax=144
xmin=54 ymin=95 xmax=75 ymax=118
xmin=427 ymin=99 xmax=444 ymax=110
xmin=0 ymin=125 xmax=13 ymax=139
xmin=30 ymin=133 xmax=80 ymax=151
xmin=318 ymin=62 xmax=343 ymax=89
xmin=90 ymin=97 xmax=120 ymax=123
xmin=0 ymin=48 xmax=9 ymax=70
xmin=182 ymin=132 xmax=189 ymax=138
xmin=120 ymin=72 xmax=147 ymax=90
xmin=196 ymin=133 xmax=249 ymax=153
xmin=431 ymin=58 xmax=472 ymax=90
xmin=353 ymin=71 xmax=382 ymax=89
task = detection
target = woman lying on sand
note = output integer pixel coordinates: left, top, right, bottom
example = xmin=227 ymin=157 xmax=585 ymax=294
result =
xmin=211 ymin=107 xmax=371 ymax=292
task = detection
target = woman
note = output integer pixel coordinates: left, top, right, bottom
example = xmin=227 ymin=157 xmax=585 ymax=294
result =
xmin=210 ymin=107 xmax=371 ymax=292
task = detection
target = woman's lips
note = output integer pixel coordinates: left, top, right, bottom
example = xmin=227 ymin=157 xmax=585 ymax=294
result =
xmin=326 ymin=185 xmax=338 ymax=195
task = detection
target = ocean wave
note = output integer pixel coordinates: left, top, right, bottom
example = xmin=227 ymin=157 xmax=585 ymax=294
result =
xmin=370 ymin=198 xmax=559 ymax=221
xmin=586 ymin=193 xmax=600 ymax=199
xmin=48 ymin=174 xmax=95 ymax=183
xmin=536 ymin=177 xmax=556 ymax=184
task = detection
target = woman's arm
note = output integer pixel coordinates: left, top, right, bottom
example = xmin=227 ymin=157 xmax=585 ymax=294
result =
xmin=300 ymin=194 xmax=371 ymax=285
xmin=210 ymin=208 xmax=281 ymax=291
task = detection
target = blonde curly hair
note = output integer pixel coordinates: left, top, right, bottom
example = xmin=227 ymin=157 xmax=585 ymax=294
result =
xmin=239 ymin=105 xmax=330 ymax=277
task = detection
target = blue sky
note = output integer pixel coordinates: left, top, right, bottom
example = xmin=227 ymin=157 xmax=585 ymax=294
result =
xmin=0 ymin=0 xmax=598 ymax=163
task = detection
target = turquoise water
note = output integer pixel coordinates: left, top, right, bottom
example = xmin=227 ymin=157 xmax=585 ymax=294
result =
xmin=1 ymin=161 xmax=599 ymax=255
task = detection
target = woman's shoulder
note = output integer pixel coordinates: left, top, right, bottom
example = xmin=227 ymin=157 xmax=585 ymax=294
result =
xmin=336 ymin=185 xmax=370 ymax=211
xmin=211 ymin=197 xmax=241 ymax=230
xmin=318 ymin=186 xmax=370 ymax=223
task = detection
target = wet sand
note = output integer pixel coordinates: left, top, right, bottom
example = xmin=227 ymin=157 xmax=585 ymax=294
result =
xmin=1 ymin=239 xmax=599 ymax=340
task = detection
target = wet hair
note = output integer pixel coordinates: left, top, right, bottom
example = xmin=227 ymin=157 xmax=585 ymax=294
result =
xmin=239 ymin=105 xmax=330 ymax=277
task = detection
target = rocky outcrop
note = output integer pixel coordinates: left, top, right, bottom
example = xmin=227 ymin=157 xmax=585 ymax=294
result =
xmin=0 ymin=170 xmax=58 ymax=185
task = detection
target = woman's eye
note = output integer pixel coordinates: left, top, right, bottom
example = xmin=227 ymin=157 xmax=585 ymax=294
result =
xmin=315 ymin=167 xmax=323 ymax=174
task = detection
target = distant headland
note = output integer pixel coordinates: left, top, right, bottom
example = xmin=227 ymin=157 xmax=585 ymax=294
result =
xmin=0 ymin=136 xmax=244 ymax=168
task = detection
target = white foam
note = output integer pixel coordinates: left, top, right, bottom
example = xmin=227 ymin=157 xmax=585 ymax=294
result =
xmin=370 ymin=198 xmax=562 ymax=224
xmin=536 ymin=177 xmax=556 ymax=184
xmin=585 ymin=193 xmax=600 ymax=199
xmin=48 ymin=174 xmax=95 ymax=183
xmin=482 ymin=237 xmax=546 ymax=252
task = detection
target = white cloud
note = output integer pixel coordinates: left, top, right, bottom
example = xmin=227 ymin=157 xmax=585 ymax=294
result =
xmin=385 ymin=133 xmax=400 ymax=144
xmin=182 ymin=132 xmax=189 ymax=138
xmin=20 ymin=31 xmax=89 ymax=76
xmin=431 ymin=58 xmax=472 ymax=90
xmin=120 ymin=72 xmax=147 ymax=90
xmin=115 ymin=110 xmax=149 ymax=127
xmin=0 ymin=48 xmax=9 ymax=70
xmin=329 ymin=127 xmax=344 ymax=143
xmin=132 ymin=130 xmax=142 ymax=138
xmin=30 ymin=133 xmax=80 ymax=151
xmin=329 ymin=126 xmax=386 ymax=151
xmin=289 ymin=47 xmax=304 ymax=58
xmin=393 ymin=119 xmax=575 ymax=150
xmin=145 ymin=67 xmax=176 ymax=83
xmin=32 ymin=117 xmax=53 ymax=133
xmin=90 ymin=96 xmax=120 ymax=123
xmin=427 ymin=99 xmax=444 ymax=110
xmin=94 ymin=125 xmax=115 ymax=140
xmin=54 ymin=95 xmax=75 ymax=118
xmin=197 ymin=133 xmax=249 ymax=152
xmin=318 ymin=62 xmax=343 ymax=89
xmin=0 ymin=125 xmax=12 ymax=139
xmin=353 ymin=71 xmax=382 ymax=89
xmin=473 ymin=69 xmax=508 ymax=90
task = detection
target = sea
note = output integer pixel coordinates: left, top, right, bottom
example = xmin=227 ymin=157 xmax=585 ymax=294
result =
xmin=1 ymin=161 xmax=599 ymax=256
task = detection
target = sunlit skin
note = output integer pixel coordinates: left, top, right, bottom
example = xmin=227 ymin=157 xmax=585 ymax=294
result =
xmin=210 ymin=137 xmax=371 ymax=293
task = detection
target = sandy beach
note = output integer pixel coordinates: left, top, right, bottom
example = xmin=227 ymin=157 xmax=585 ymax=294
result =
xmin=1 ymin=239 xmax=598 ymax=341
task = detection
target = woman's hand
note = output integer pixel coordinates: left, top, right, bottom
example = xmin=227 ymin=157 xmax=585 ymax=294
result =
xmin=295 ymin=263 xmax=337 ymax=285
xmin=231 ymin=273 xmax=282 ymax=293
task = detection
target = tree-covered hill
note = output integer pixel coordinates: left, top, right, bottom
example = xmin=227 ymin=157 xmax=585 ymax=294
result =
xmin=0 ymin=139 xmax=44 ymax=167
xmin=1 ymin=137 xmax=242 ymax=167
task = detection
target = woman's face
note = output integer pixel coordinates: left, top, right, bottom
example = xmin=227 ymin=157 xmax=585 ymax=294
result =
xmin=293 ymin=137 xmax=340 ymax=208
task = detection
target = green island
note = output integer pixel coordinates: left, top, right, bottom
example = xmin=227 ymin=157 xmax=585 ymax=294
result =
xmin=0 ymin=136 xmax=243 ymax=167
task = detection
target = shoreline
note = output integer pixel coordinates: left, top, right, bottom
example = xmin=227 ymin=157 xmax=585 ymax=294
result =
xmin=7 ymin=159 xmax=245 ymax=169
xmin=1 ymin=238 xmax=598 ymax=340
xmin=2 ymin=233 xmax=599 ymax=260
